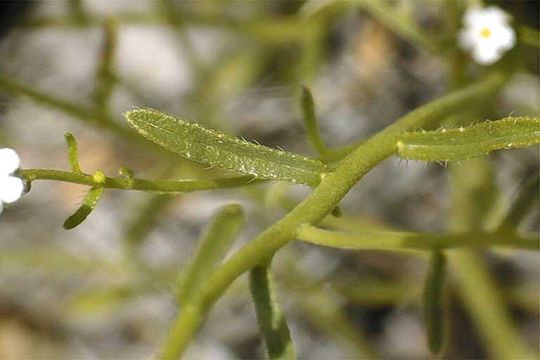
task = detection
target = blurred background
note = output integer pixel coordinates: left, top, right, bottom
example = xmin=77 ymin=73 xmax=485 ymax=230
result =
xmin=0 ymin=0 xmax=538 ymax=359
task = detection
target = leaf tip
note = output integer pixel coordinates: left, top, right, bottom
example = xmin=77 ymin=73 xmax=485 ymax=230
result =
xmin=221 ymin=203 xmax=244 ymax=218
xmin=124 ymin=107 xmax=152 ymax=126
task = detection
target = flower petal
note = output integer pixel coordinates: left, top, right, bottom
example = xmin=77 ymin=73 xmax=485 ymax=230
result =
xmin=472 ymin=44 xmax=501 ymax=65
xmin=0 ymin=176 xmax=24 ymax=203
xmin=464 ymin=6 xmax=484 ymax=27
xmin=492 ymin=25 xmax=516 ymax=49
xmin=0 ymin=148 xmax=20 ymax=175
xmin=482 ymin=6 xmax=510 ymax=24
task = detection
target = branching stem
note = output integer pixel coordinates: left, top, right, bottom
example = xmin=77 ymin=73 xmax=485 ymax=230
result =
xmin=21 ymin=169 xmax=262 ymax=193
xmin=157 ymin=71 xmax=508 ymax=359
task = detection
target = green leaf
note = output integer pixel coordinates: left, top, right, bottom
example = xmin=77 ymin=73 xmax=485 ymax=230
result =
xmin=397 ymin=117 xmax=540 ymax=161
xmin=177 ymin=204 xmax=245 ymax=304
xmin=63 ymin=186 xmax=104 ymax=229
xmin=300 ymin=86 xmax=328 ymax=156
xmin=422 ymin=251 xmax=446 ymax=355
xmin=94 ymin=17 xmax=118 ymax=113
xmin=249 ymin=265 xmax=296 ymax=360
xmin=63 ymin=171 xmax=106 ymax=230
xmin=64 ymin=132 xmax=82 ymax=173
xmin=296 ymin=225 xmax=539 ymax=251
xmin=125 ymin=109 xmax=326 ymax=186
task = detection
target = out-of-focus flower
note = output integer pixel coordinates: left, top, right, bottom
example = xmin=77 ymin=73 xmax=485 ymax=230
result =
xmin=0 ymin=148 xmax=24 ymax=214
xmin=458 ymin=6 xmax=515 ymax=65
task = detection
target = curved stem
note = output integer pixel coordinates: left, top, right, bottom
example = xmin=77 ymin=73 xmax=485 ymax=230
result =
xmin=0 ymin=76 xmax=122 ymax=132
xmin=158 ymin=71 xmax=508 ymax=359
xmin=21 ymin=169 xmax=262 ymax=193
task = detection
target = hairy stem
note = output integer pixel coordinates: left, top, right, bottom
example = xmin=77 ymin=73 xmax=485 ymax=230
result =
xmin=158 ymin=71 xmax=508 ymax=359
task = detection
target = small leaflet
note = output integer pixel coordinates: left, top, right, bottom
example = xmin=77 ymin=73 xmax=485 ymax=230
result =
xmin=63 ymin=186 xmax=104 ymax=230
xmin=65 ymin=132 xmax=82 ymax=173
xmin=63 ymin=171 xmax=106 ymax=230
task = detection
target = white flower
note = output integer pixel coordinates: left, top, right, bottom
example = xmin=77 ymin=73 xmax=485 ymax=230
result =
xmin=458 ymin=6 xmax=516 ymax=65
xmin=0 ymin=148 xmax=24 ymax=214
xmin=0 ymin=148 xmax=20 ymax=174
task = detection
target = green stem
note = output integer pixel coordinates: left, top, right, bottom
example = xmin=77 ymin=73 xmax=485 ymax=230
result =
xmin=0 ymin=76 xmax=134 ymax=139
xmin=159 ymin=304 xmax=202 ymax=360
xmin=0 ymin=76 xmax=177 ymax=159
xmin=157 ymin=71 xmax=508 ymax=359
xmin=159 ymin=205 xmax=245 ymax=360
xmin=94 ymin=17 xmax=118 ymax=114
xmin=295 ymin=225 xmax=538 ymax=251
xmin=249 ymin=265 xmax=296 ymax=360
xmin=301 ymin=86 xmax=329 ymax=156
xmin=21 ymin=169 xmax=262 ymax=193
xmin=422 ymin=251 xmax=447 ymax=354
xmin=177 ymin=205 xmax=245 ymax=305
xmin=319 ymin=139 xmax=364 ymax=163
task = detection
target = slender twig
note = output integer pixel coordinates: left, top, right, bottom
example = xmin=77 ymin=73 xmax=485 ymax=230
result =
xmin=21 ymin=169 xmax=263 ymax=193
xmin=0 ymin=76 xmax=133 ymax=139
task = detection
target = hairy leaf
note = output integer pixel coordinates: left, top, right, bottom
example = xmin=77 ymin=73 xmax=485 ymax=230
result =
xmin=125 ymin=109 xmax=326 ymax=186
xmin=63 ymin=186 xmax=104 ymax=229
xmin=397 ymin=117 xmax=540 ymax=161
xmin=64 ymin=132 xmax=82 ymax=173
